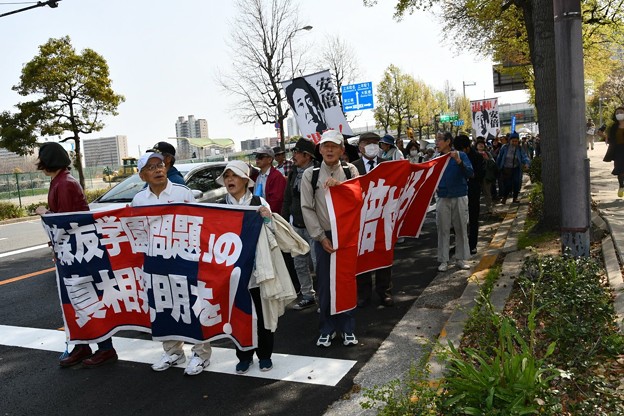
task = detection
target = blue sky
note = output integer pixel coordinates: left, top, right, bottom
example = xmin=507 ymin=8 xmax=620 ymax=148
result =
xmin=0 ymin=0 xmax=526 ymax=155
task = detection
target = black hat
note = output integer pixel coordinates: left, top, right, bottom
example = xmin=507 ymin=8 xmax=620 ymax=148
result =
xmin=38 ymin=142 xmax=71 ymax=170
xmin=359 ymin=132 xmax=381 ymax=143
xmin=150 ymin=141 xmax=176 ymax=156
xmin=293 ymin=138 xmax=315 ymax=157
xmin=273 ymin=146 xmax=285 ymax=155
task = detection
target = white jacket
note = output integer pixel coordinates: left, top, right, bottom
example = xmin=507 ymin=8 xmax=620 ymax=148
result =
xmin=253 ymin=224 xmax=298 ymax=331
xmin=271 ymin=213 xmax=310 ymax=256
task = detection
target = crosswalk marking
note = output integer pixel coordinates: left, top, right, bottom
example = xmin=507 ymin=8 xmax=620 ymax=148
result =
xmin=0 ymin=325 xmax=356 ymax=386
xmin=0 ymin=244 xmax=49 ymax=258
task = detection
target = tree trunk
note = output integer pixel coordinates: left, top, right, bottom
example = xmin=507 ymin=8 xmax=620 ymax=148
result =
xmin=73 ymin=135 xmax=86 ymax=190
xmin=524 ymin=0 xmax=560 ymax=230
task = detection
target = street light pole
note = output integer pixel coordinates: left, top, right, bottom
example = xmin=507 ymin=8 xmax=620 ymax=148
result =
xmin=463 ymin=81 xmax=476 ymax=98
xmin=599 ymin=97 xmax=605 ymax=127
xmin=288 ymin=25 xmax=313 ymax=79
xmin=0 ymin=0 xmax=60 ymax=18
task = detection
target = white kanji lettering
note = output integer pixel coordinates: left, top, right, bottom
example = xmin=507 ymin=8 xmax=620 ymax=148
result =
xmin=121 ymin=216 xmax=150 ymax=254
xmin=68 ymin=223 xmax=104 ymax=263
xmin=134 ymin=267 xmax=151 ymax=315
xmin=95 ymin=216 xmax=129 ymax=256
xmin=191 ymin=281 xmax=222 ymax=327
xmin=64 ymin=274 xmax=107 ymax=327
xmin=172 ymin=215 xmax=203 ymax=261
xmin=359 ymin=179 xmax=391 ymax=255
xmin=51 ymin=226 xmax=74 ymax=265
xmin=149 ymin=215 xmax=174 ymax=258
xmin=95 ymin=269 xmax=123 ymax=313
xmin=380 ymin=185 xmax=400 ymax=250
xmin=170 ymin=274 xmax=191 ymax=324
xmin=151 ymin=273 xmax=191 ymax=324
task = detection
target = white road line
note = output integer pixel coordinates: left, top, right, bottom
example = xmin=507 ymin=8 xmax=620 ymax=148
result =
xmin=0 ymin=325 xmax=356 ymax=386
xmin=0 ymin=244 xmax=49 ymax=258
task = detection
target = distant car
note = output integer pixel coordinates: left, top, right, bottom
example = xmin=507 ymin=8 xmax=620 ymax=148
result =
xmin=89 ymin=162 xmax=231 ymax=211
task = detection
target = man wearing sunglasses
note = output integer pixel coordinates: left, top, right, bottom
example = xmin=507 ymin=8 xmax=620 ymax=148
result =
xmin=253 ymin=145 xmax=286 ymax=213
xmin=132 ymin=152 xmax=194 ymax=206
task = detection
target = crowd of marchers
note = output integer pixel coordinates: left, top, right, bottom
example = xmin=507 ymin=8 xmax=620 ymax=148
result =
xmin=33 ymin=126 xmax=538 ymax=376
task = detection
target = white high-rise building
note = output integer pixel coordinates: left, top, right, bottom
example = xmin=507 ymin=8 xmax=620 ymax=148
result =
xmin=175 ymin=115 xmax=209 ymax=139
xmin=83 ymin=135 xmax=129 ymax=167
xmin=286 ymin=116 xmax=300 ymax=138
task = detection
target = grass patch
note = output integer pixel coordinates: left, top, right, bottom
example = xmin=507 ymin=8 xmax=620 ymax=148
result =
xmin=517 ymin=218 xmax=559 ymax=250
xmin=360 ymin=228 xmax=624 ymax=414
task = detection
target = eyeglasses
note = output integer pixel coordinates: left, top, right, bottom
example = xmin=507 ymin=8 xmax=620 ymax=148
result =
xmin=255 ymin=154 xmax=270 ymax=160
xmin=142 ymin=162 xmax=165 ymax=171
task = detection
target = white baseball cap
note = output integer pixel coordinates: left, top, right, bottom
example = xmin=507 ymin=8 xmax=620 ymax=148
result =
xmin=137 ymin=152 xmax=164 ymax=172
xmin=319 ymin=130 xmax=344 ymax=145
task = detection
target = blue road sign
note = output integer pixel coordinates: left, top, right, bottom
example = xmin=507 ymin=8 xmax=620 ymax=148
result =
xmin=453 ymin=119 xmax=465 ymax=127
xmin=341 ymin=82 xmax=374 ymax=112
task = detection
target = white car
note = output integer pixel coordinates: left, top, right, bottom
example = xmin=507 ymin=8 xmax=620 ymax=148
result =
xmin=89 ymin=162 xmax=231 ymax=211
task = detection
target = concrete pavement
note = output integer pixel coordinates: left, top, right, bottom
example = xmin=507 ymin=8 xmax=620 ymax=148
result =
xmin=325 ymin=142 xmax=624 ymax=415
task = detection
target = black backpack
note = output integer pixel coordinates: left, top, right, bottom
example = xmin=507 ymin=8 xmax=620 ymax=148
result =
xmin=310 ymin=161 xmax=352 ymax=197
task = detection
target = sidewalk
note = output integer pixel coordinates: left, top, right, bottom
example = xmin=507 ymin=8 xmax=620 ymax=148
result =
xmin=324 ymin=144 xmax=624 ymax=415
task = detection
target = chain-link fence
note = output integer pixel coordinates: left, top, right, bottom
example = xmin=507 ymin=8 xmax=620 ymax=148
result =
xmin=0 ymin=166 xmax=113 ymax=207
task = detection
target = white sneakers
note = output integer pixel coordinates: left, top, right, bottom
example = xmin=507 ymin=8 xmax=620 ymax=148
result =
xmin=456 ymin=260 xmax=471 ymax=270
xmin=184 ymin=353 xmax=210 ymax=376
xmin=152 ymin=352 xmax=210 ymax=376
xmin=438 ymin=260 xmax=470 ymax=272
xmin=152 ymin=352 xmax=185 ymax=371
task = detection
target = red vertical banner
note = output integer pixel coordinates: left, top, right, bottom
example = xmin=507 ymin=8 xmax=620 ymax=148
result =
xmin=328 ymin=156 xmax=450 ymax=314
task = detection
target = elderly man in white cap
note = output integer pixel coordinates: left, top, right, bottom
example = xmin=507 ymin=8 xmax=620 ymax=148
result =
xmin=132 ymin=152 xmax=195 ymax=207
xmin=300 ymin=130 xmax=360 ymax=348
xmin=132 ymin=152 xmax=212 ymax=376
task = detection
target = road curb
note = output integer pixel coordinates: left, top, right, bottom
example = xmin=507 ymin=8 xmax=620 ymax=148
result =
xmin=324 ymin=192 xmax=530 ymax=415
xmin=0 ymin=215 xmax=39 ymax=226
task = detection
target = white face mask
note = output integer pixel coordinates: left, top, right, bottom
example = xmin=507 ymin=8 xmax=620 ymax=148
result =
xmin=363 ymin=143 xmax=379 ymax=158
xmin=410 ymin=149 xmax=419 ymax=156
xmin=616 ymin=113 xmax=624 ymax=121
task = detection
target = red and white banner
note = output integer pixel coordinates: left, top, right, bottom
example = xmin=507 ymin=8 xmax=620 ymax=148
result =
xmin=41 ymin=204 xmax=263 ymax=349
xmin=326 ymin=155 xmax=450 ymax=314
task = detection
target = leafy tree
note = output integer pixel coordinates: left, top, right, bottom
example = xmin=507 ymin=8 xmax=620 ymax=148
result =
xmin=218 ymin=0 xmax=304 ymax=151
xmin=406 ymin=79 xmax=436 ymax=139
xmin=8 ymin=36 xmax=124 ymax=189
xmin=375 ymin=65 xmax=414 ymax=139
xmin=316 ymin=35 xmax=360 ymax=117
xmin=365 ymin=0 xmax=624 ymax=229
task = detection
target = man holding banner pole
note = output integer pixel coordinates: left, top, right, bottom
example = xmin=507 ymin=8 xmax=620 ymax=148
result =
xmin=351 ymin=132 xmax=394 ymax=308
xmin=301 ymin=130 xmax=360 ymax=348
xmin=131 ymin=151 xmax=213 ymax=376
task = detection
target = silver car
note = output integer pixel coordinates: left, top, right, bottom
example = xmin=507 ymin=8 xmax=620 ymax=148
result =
xmin=89 ymin=162 xmax=230 ymax=211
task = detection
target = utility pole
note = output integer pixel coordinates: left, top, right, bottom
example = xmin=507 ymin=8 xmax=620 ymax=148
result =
xmin=554 ymin=0 xmax=590 ymax=256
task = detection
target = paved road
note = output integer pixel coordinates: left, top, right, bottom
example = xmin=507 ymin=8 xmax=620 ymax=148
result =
xmin=0 ymin=211 xmax=471 ymax=416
